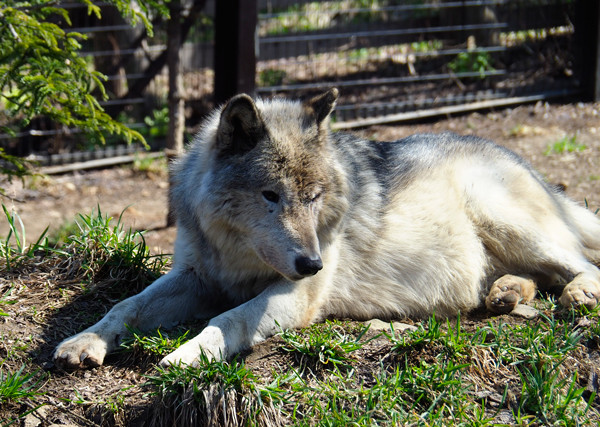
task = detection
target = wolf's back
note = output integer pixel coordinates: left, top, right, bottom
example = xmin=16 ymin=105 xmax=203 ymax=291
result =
xmin=333 ymin=130 xmax=600 ymax=263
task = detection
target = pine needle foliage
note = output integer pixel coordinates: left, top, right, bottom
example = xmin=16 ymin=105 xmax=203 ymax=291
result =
xmin=0 ymin=0 xmax=169 ymax=179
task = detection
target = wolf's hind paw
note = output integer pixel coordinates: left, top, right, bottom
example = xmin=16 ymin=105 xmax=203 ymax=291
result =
xmin=485 ymin=275 xmax=537 ymax=314
xmin=559 ymin=277 xmax=600 ymax=310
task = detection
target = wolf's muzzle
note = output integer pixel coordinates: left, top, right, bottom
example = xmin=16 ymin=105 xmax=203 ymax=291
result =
xmin=295 ymin=255 xmax=323 ymax=276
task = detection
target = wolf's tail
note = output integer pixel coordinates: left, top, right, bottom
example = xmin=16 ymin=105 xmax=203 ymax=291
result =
xmin=562 ymin=197 xmax=600 ymax=264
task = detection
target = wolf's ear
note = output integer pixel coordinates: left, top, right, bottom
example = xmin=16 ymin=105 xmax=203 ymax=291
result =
xmin=216 ymin=94 xmax=265 ymax=156
xmin=305 ymin=88 xmax=339 ymax=126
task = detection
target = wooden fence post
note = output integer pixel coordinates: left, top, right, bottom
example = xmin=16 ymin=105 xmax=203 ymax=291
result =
xmin=214 ymin=0 xmax=257 ymax=104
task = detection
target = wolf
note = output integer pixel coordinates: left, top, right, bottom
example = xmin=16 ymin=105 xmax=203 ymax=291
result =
xmin=54 ymin=88 xmax=600 ymax=369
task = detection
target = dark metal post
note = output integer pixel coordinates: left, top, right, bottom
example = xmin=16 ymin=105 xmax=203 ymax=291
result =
xmin=574 ymin=0 xmax=600 ymax=101
xmin=214 ymin=0 xmax=257 ymax=104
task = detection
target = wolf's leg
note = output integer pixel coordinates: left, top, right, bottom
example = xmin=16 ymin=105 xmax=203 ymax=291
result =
xmin=508 ymin=243 xmax=600 ymax=309
xmin=159 ymin=279 xmax=319 ymax=366
xmin=513 ymin=230 xmax=600 ymax=309
xmin=508 ymin=239 xmax=600 ymax=310
xmin=54 ymin=268 xmax=204 ymax=370
xmin=472 ymin=199 xmax=600 ymax=309
xmin=485 ymin=275 xmax=537 ymax=314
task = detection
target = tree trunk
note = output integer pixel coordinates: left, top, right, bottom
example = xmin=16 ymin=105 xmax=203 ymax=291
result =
xmin=166 ymin=0 xmax=185 ymax=226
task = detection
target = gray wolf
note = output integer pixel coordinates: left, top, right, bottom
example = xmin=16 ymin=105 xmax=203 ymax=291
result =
xmin=54 ymin=88 xmax=600 ymax=369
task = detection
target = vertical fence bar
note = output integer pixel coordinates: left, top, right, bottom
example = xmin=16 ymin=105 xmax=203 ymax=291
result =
xmin=575 ymin=0 xmax=600 ymax=101
xmin=214 ymin=0 xmax=258 ymax=104
xmin=591 ymin=1 xmax=600 ymax=101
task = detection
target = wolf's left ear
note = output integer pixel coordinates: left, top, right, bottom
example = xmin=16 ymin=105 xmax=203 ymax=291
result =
xmin=216 ymin=94 xmax=265 ymax=157
xmin=305 ymin=88 xmax=339 ymax=126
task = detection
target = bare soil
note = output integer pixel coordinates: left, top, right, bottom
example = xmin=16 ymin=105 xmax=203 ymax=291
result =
xmin=1 ymin=101 xmax=600 ymax=425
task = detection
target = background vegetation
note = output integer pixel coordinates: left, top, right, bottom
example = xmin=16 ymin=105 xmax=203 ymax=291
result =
xmin=0 ymin=0 xmax=171 ymax=182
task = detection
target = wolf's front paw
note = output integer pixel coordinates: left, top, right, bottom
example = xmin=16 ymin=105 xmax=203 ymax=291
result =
xmin=53 ymin=332 xmax=108 ymax=370
xmin=559 ymin=276 xmax=600 ymax=309
xmin=159 ymin=344 xmax=205 ymax=368
xmin=159 ymin=326 xmax=226 ymax=367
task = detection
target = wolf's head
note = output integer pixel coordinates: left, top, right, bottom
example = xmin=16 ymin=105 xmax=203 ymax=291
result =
xmin=191 ymin=88 xmax=347 ymax=281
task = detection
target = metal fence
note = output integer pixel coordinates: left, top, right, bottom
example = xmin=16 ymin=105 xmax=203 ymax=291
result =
xmin=1 ymin=0 xmax=596 ymax=167
xmin=256 ymin=0 xmax=584 ymax=128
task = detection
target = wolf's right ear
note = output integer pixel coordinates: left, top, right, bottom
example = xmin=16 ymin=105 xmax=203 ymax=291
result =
xmin=305 ymin=88 xmax=339 ymax=126
xmin=216 ymin=94 xmax=265 ymax=157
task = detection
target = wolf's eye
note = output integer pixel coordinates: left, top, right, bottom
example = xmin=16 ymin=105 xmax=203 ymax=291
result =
xmin=311 ymin=192 xmax=322 ymax=202
xmin=262 ymin=191 xmax=280 ymax=203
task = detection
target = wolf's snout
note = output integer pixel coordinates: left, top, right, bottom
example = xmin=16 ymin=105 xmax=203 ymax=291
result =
xmin=295 ymin=255 xmax=323 ymax=276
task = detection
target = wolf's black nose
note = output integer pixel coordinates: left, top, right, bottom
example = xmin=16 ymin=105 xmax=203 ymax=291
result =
xmin=295 ymin=256 xmax=323 ymax=276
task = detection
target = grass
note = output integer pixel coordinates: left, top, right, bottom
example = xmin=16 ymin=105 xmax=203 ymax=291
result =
xmin=0 ymin=364 xmax=46 ymax=426
xmin=545 ymin=134 xmax=587 ymax=155
xmin=278 ymin=319 xmax=369 ymax=370
xmin=120 ymin=326 xmax=191 ymax=358
xmin=1 ymin=204 xmax=55 ymax=269
xmin=131 ymin=153 xmax=168 ymax=177
xmin=144 ymin=353 xmax=275 ymax=426
xmin=2 ymin=206 xmax=600 ymax=425
xmin=0 ymin=364 xmax=45 ymax=405
xmin=128 ymin=310 xmax=600 ymax=425
xmin=62 ymin=207 xmax=168 ymax=295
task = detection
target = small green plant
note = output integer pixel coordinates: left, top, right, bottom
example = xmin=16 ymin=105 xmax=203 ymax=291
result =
xmin=411 ymin=40 xmax=443 ymax=52
xmin=448 ymin=50 xmax=495 ymax=79
xmin=544 ymin=134 xmax=586 ymax=155
xmin=65 ymin=207 xmax=168 ymax=294
xmin=399 ymin=358 xmax=472 ymax=420
xmin=47 ymin=219 xmax=81 ymax=247
xmin=511 ymin=313 xmax=589 ymax=422
xmin=278 ymin=320 xmax=368 ymax=369
xmin=0 ymin=287 xmax=17 ymax=317
xmin=1 ymin=204 xmax=58 ymax=269
xmin=141 ymin=107 xmax=169 ymax=143
xmin=149 ymin=353 xmax=255 ymax=395
xmin=120 ymin=326 xmax=190 ymax=356
xmin=516 ymin=358 xmax=589 ymax=423
xmin=388 ymin=312 xmax=442 ymax=352
xmin=258 ymin=69 xmax=287 ymax=87
xmin=0 ymin=364 xmax=44 ymax=404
